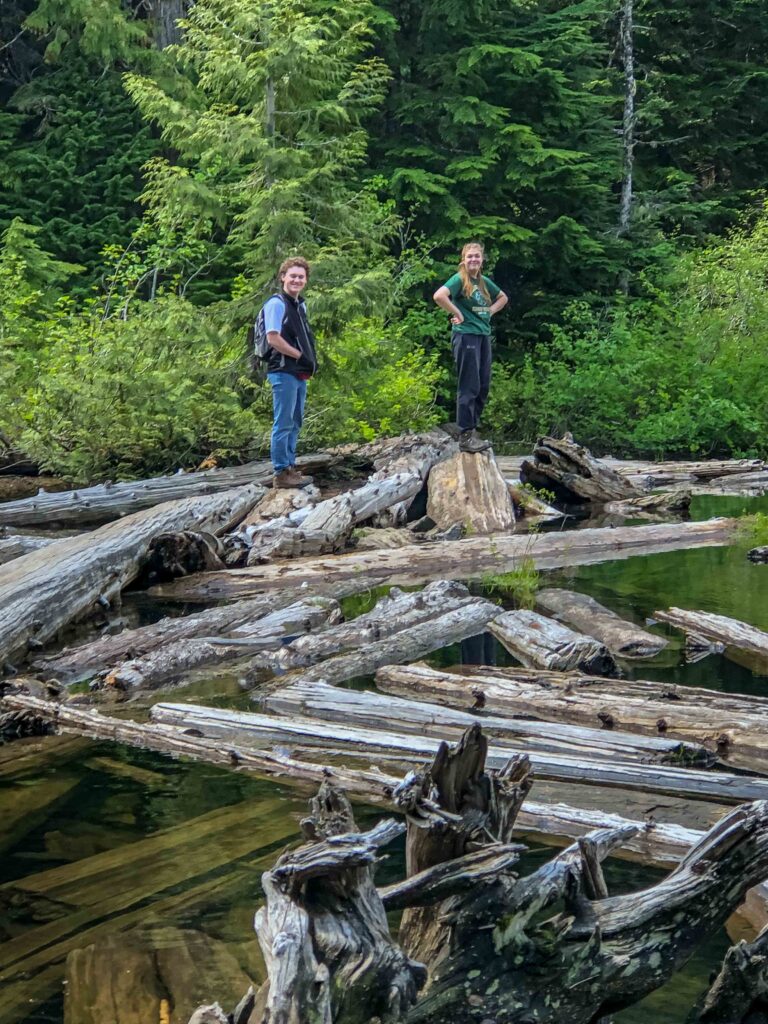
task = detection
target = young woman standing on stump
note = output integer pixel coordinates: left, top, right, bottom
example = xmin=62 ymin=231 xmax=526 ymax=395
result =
xmin=433 ymin=242 xmax=508 ymax=453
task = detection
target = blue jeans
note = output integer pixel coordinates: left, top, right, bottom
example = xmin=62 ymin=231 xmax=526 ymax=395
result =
xmin=268 ymin=372 xmax=307 ymax=472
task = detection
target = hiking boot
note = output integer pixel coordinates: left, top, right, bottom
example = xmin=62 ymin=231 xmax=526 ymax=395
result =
xmin=273 ymin=467 xmax=314 ymax=489
xmin=458 ymin=429 xmax=492 ymax=454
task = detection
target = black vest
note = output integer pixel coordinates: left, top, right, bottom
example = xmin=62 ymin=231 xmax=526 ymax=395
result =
xmin=266 ymin=293 xmax=318 ymax=377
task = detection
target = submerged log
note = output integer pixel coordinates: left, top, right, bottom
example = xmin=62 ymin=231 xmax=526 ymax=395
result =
xmin=489 ymin=608 xmax=618 ymax=674
xmin=264 ymin=679 xmax=714 ymax=766
xmin=426 ymin=451 xmax=514 ymax=533
xmin=102 ymin=596 xmax=342 ymax=691
xmin=150 ymin=517 xmax=737 ymax=603
xmin=520 ymin=433 xmax=643 ymax=503
xmin=0 ymin=485 xmax=262 ymax=667
xmin=245 ymin=730 xmax=768 ymax=1024
xmin=653 ymin=607 xmax=768 ymax=664
xmin=536 ymin=587 xmax=668 ymax=657
xmin=375 ymin=663 xmax=768 ymax=772
xmin=150 ymin=701 xmax=768 ymax=805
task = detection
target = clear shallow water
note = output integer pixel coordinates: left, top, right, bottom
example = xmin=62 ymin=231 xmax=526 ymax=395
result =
xmin=3 ymin=493 xmax=768 ymax=1023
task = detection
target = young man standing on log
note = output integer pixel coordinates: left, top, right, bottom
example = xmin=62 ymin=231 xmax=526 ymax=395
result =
xmin=261 ymin=257 xmax=319 ymax=488
xmin=433 ymin=242 xmax=508 ymax=454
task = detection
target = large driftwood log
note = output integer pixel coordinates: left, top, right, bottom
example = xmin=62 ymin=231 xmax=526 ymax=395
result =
xmin=520 ymin=433 xmax=643 ymax=503
xmin=498 ymin=455 xmax=768 ymax=490
xmin=489 ymin=608 xmax=618 ymax=674
xmin=536 ymin=587 xmax=668 ymax=657
xmin=149 ymin=701 xmax=768 ymax=805
xmin=426 ymin=451 xmax=515 ymax=532
xmin=375 ymin=663 xmax=768 ymax=772
xmin=102 ymin=597 xmax=342 ymax=691
xmin=0 ymin=485 xmax=262 ymax=667
xmin=275 ymin=581 xmax=479 ymax=670
xmin=263 ymin=680 xmax=714 ymax=766
xmin=0 ymin=456 xmax=335 ymax=528
xmin=149 ymin=517 xmax=737 ymax=603
xmin=603 ymin=488 xmax=692 ymax=515
xmin=0 ymin=692 xmax=719 ymax=869
xmin=271 ymin=598 xmax=500 ymax=685
xmin=244 ymin=731 xmax=768 ymax=1024
xmin=694 ymin=924 xmax=768 ymax=1023
xmin=653 ymin=607 xmax=768 ymax=665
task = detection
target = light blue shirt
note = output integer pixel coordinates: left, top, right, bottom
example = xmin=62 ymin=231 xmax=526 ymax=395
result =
xmin=263 ymin=295 xmax=285 ymax=334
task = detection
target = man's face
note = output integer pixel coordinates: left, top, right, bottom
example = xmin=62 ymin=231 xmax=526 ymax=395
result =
xmin=464 ymin=247 xmax=483 ymax=275
xmin=282 ymin=265 xmax=308 ymax=297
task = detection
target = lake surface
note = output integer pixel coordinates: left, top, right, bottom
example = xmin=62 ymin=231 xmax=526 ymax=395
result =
xmin=2 ymin=492 xmax=768 ymax=1023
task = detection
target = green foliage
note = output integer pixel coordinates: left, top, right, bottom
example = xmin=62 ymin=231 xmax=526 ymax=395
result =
xmin=480 ymin=556 xmax=541 ymax=610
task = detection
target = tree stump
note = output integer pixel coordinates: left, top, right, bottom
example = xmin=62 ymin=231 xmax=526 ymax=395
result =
xmin=426 ymin=452 xmax=515 ymax=533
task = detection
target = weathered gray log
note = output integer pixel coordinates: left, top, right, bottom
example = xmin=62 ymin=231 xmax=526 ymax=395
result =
xmin=150 ymin=700 xmax=768 ymax=805
xmin=254 ymin=783 xmax=426 ymax=1024
xmin=426 ymin=451 xmax=515 ymax=532
xmin=603 ymin=487 xmax=692 ymax=514
xmin=653 ymin=607 xmax=768 ymax=663
xmin=149 ymin=517 xmax=737 ymax=603
xmin=498 ymin=456 xmax=767 ymax=490
xmin=275 ymin=581 xmax=479 ymax=670
xmin=695 ymin=924 xmax=768 ymax=1023
xmin=0 ymin=535 xmax=55 ymax=566
xmin=520 ymin=433 xmax=643 ymax=503
xmin=506 ymin=481 xmax=563 ymax=521
xmin=102 ymin=597 xmax=342 ymax=691
xmin=242 ymin=431 xmax=455 ymax=561
xmin=270 ymin=598 xmax=500 ymax=685
xmin=375 ymin=663 xmax=768 ymax=772
xmin=246 ymin=730 xmax=768 ymax=1024
xmin=0 ymin=692 xmax=715 ymax=869
xmin=0 ymin=485 xmax=262 ymax=666
xmin=536 ymin=587 xmax=668 ymax=657
xmin=264 ymin=680 xmax=713 ymax=766
xmin=489 ymin=608 xmax=618 ymax=674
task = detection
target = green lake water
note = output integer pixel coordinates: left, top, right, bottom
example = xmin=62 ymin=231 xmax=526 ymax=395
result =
xmin=2 ymin=492 xmax=768 ymax=1023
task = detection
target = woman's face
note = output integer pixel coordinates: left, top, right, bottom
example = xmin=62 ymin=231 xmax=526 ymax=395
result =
xmin=463 ymin=246 xmax=483 ymax=275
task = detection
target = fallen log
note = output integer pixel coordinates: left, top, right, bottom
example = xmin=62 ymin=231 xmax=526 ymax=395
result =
xmin=264 ymin=680 xmax=714 ymax=766
xmin=149 ymin=517 xmax=737 ymax=603
xmin=695 ymin=924 xmax=768 ymax=1023
xmin=150 ymin=701 xmax=768 ymax=805
xmin=653 ymin=607 xmax=768 ymax=665
xmin=275 ymin=581 xmax=481 ymax=670
xmin=489 ymin=608 xmax=618 ymax=674
xmin=102 ymin=596 xmax=342 ymax=691
xmin=243 ymin=730 xmax=768 ymax=1024
xmin=0 ymin=692 xmax=720 ymax=869
xmin=375 ymin=663 xmax=768 ymax=772
xmin=0 ymin=534 xmax=56 ymax=567
xmin=536 ymin=587 xmax=668 ymax=657
xmin=426 ymin=451 xmax=514 ymax=532
xmin=0 ymin=485 xmax=262 ymax=667
xmin=506 ymin=481 xmax=563 ymax=521
xmin=0 ymin=454 xmax=343 ymax=528
xmin=520 ymin=433 xmax=642 ymax=503
xmin=268 ymin=597 xmax=500 ymax=684
xmin=603 ymin=488 xmax=692 ymax=514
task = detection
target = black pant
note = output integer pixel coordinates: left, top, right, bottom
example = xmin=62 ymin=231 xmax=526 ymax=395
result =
xmin=453 ymin=332 xmax=491 ymax=431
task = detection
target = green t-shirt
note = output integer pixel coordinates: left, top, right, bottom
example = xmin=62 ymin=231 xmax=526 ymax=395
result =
xmin=443 ymin=273 xmax=501 ymax=336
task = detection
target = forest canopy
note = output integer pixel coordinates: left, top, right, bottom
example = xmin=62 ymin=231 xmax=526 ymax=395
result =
xmin=1 ymin=0 xmax=767 ymax=480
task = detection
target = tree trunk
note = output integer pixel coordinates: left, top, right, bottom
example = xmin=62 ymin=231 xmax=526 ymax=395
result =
xmin=536 ymin=587 xmax=668 ymax=657
xmin=0 ymin=485 xmax=261 ymax=667
xmin=149 ymin=517 xmax=737 ymax=603
xmin=375 ymin=662 xmax=768 ymax=772
xmin=617 ymin=0 xmax=635 ymax=243
xmin=489 ymin=608 xmax=618 ymax=674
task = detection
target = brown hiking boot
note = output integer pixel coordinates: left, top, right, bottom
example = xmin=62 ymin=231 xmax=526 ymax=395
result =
xmin=273 ymin=467 xmax=314 ymax=489
xmin=458 ymin=429 xmax=492 ymax=454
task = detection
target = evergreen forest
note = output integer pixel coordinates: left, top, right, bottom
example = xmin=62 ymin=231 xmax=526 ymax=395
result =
xmin=2 ymin=0 xmax=768 ymax=481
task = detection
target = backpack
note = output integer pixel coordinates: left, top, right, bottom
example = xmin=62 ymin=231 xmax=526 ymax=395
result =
xmin=246 ymin=293 xmax=285 ymax=377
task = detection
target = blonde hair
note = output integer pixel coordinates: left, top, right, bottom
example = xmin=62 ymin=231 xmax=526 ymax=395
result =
xmin=458 ymin=242 xmax=490 ymax=301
